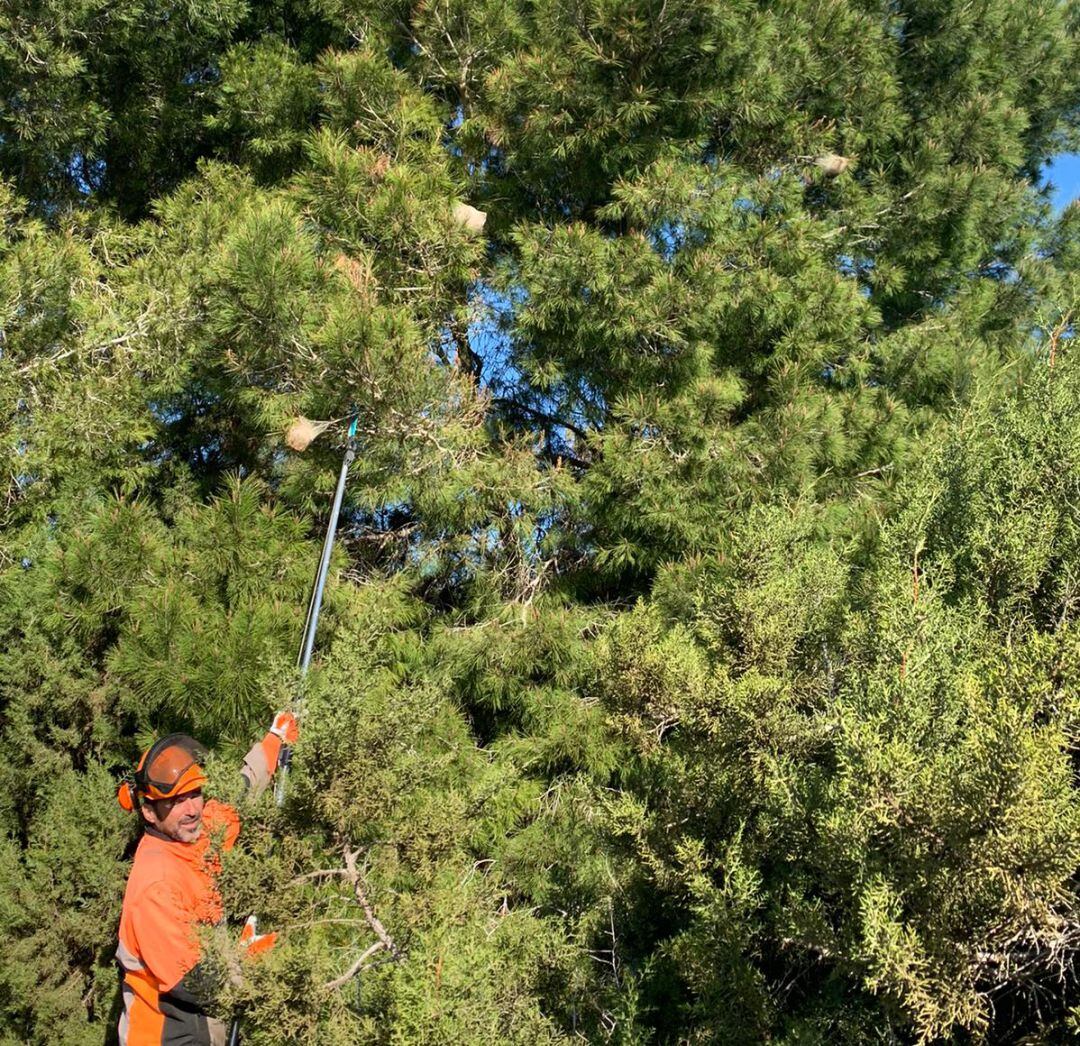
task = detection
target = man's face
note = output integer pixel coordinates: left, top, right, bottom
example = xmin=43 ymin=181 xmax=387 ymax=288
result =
xmin=140 ymin=788 xmax=205 ymax=843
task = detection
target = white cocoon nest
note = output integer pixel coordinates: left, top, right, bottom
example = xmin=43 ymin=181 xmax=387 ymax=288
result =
xmin=815 ymin=153 xmax=852 ymax=177
xmin=453 ymin=202 xmax=488 ymax=233
xmin=285 ymin=416 xmax=332 ymax=452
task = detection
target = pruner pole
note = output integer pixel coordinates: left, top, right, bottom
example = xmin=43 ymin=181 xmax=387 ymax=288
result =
xmin=275 ymin=416 xmax=358 ymax=805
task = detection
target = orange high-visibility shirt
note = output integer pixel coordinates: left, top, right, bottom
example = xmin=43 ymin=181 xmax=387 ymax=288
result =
xmin=116 ymin=800 xmax=240 ymax=1045
xmin=115 ymin=732 xmax=282 ymax=1045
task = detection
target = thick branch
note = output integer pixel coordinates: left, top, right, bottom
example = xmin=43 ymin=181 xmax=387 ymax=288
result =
xmin=343 ymin=846 xmax=405 ymax=962
xmin=493 ymin=396 xmax=591 ymax=441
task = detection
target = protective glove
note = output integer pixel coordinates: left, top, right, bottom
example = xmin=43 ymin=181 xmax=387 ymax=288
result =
xmin=239 ymin=916 xmax=277 ymax=958
xmin=269 ymin=710 xmax=298 ymax=745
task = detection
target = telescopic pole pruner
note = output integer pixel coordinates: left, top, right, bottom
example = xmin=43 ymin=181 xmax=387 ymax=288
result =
xmin=274 ymin=415 xmax=358 ymax=805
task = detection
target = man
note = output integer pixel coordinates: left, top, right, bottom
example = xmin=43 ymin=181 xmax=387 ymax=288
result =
xmin=115 ymin=712 xmax=298 ymax=1045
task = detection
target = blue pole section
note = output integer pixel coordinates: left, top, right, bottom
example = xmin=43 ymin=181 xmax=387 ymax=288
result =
xmin=275 ymin=417 xmax=358 ymax=806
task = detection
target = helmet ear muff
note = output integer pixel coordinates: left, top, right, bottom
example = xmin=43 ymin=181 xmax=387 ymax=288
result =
xmin=117 ymin=773 xmax=141 ymax=812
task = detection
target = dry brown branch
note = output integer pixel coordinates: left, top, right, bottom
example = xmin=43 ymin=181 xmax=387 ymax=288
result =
xmin=1047 ymin=310 xmax=1073 ymax=371
xmin=970 ymin=915 xmax=1080 ymax=994
xmin=291 ymin=848 xmax=405 ymax=991
xmin=333 ymin=252 xmax=376 ymax=298
xmin=289 ymin=867 xmax=351 ymax=886
xmin=284 ymin=918 xmax=371 ymax=932
xmin=343 ymin=846 xmax=405 ymax=962
xmin=16 ymin=318 xmax=151 ymax=375
xmin=324 ymin=941 xmax=386 ymax=991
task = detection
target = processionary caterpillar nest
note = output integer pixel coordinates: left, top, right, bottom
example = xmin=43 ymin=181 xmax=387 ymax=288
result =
xmin=452 ymin=202 xmax=487 ymax=233
xmin=285 ymin=416 xmax=333 ymax=452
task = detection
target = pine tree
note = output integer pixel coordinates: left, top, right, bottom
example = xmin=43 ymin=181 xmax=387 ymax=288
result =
xmin=2 ymin=0 xmax=1080 ymax=1042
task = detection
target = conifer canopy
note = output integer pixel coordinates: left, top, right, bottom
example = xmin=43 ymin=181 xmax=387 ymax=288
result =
xmin=3 ymin=0 xmax=1080 ymax=1041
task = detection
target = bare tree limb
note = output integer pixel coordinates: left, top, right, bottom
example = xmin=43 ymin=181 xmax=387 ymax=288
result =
xmin=324 ymin=941 xmax=385 ymax=991
xmin=289 ymin=868 xmax=351 ymax=886
xmin=284 ymin=918 xmax=371 ymax=932
xmin=343 ymin=846 xmax=405 ymax=962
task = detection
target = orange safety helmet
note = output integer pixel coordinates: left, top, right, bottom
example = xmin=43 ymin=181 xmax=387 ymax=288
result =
xmin=117 ymin=734 xmax=209 ymax=811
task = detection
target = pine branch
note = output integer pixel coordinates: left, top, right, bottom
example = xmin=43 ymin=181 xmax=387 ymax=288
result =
xmin=1047 ymin=309 xmax=1073 ymax=372
xmin=493 ymin=396 xmax=591 ymax=441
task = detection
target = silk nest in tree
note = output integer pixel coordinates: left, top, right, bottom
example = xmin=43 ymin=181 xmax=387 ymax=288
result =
xmin=284 ymin=416 xmax=332 ymax=452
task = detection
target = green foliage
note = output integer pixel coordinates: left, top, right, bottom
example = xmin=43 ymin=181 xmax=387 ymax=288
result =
xmin=209 ymin=40 xmax=320 ymax=179
xmin=0 ymin=765 xmax=132 ymax=1043
xmin=3 ymin=0 xmax=1080 ymax=1041
xmin=589 ymin=362 xmax=1080 ymax=1041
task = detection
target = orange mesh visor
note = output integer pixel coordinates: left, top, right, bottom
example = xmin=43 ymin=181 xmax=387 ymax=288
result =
xmin=138 ymin=734 xmax=208 ymax=800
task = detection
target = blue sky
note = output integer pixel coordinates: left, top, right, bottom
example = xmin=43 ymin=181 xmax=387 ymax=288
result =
xmin=1045 ymin=152 xmax=1080 ymax=208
